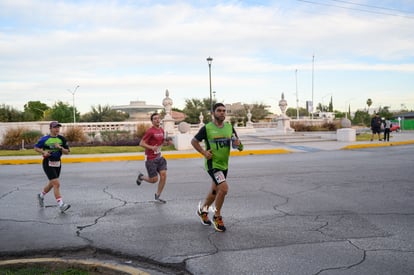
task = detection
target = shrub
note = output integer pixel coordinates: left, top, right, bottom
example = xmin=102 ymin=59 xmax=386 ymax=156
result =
xmin=291 ymin=123 xmax=318 ymax=132
xmin=21 ymin=130 xmax=43 ymax=144
xmin=291 ymin=121 xmax=339 ymax=131
xmin=1 ymin=127 xmax=42 ymax=147
xmin=2 ymin=127 xmax=26 ymax=146
xmin=135 ymin=123 xmax=150 ymax=139
xmin=320 ymin=122 xmax=338 ymax=131
xmin=100 ymin=130 xmax=132 ymax=142
xmin=64 ymin=126 xmax=87 ymax=143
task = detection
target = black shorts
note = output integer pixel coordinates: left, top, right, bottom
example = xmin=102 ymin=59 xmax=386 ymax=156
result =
xmin=42 ymin=158 xmax=61 ymax=180
xmin=207 ymin=169 xmax=228 ymax=185
xmin=372 ymin=127 xmax=381 ymax=134
xmin=145 ymin=157 xmax=167 ymax=178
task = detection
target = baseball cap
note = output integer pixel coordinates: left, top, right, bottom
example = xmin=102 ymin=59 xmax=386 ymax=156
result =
xmin=49 ymin=121 xmax=62 ymax=128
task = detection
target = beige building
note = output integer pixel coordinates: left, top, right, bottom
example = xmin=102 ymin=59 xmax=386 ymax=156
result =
xmin=111 ymin=100 xmax=164 ymax=121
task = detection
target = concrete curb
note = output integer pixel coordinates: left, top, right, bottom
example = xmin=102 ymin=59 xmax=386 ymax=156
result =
xmin=0 ymin=149 xmax=293 ymax=165
xmin=0 ymin=258 xmax=148 ymax=275
xmin=341 ymin=140 xmax=414 ymax=150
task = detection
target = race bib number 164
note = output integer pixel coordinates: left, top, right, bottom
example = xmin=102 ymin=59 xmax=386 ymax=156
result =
xmin=214 ymin=171 xmax=226 ymax=184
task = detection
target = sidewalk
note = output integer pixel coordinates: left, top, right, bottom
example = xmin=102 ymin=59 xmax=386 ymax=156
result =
xmin=1 ymin=130 xmax=414 ymax=165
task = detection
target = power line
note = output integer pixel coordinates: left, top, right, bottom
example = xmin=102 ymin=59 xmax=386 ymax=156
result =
xmin=328 ymin=0 xmax=414 ymax=14
xmin=296 ymin=0 xmax=414 ymax=19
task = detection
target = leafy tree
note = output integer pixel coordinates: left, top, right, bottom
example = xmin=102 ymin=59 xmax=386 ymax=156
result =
xmin=183 ymin=98 xmax=203 ymax=124
xmin=352 ymin=110 xmax=370 ymax=126
xmin=285 ymin=107 xmax=308 ymax=118
xmin=23 ymin=101 xmax=50 ymax=121
xmin=81 ymin=104 xmax=128 ymax=122
xmin=399 ymin=104 xmax=408 ymax=112
xmin=230 ymin=108 xmax=246 ymax=126
xmin=316 ymin=102 xmax=329 ymax=112
xmin=250 ymin=103 xmax=272 ymax=122
xmin=378 ymin=106 xmax=393 ymax=120
xmin=328 ymin=96 xmax=333 ymax=112
xmin=183 ymin=98 xmax=215 ymax=124
xmin=334 ymin=110 xmax=346 ymax=119
xmin=49 ymin=101 xmax=78 ymax=123
xmin=0 ymin=104 xmax=24 ymax=122
xmin=229 ymin=103 xmax=271 ymax=126
xmin=316 ymin=98 xmax=333 ymax=113
xmin=366 ymin=98 xmax=372 ymax=113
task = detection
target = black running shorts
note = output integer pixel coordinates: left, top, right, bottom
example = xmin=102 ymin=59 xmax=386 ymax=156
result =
xmin=42 ymin=158 xmax=61 ymax=180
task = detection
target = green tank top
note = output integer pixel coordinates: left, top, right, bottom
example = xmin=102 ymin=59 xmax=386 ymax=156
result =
xmin=205 ymin=122 xmax=233 ymax=171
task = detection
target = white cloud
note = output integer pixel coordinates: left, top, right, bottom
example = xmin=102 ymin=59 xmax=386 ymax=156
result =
xmin=1 ymin=0 xmax=413 ymax=114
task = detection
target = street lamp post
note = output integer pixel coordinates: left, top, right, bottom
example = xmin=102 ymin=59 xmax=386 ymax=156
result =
xmin=295 ymin=69 xmax=299 ymax=120
xmin=206 ymin=56 xmax=213 ymax=115
xmin=67 ymin=85 xmax=79 ymax=124
xmin=311 ymin=54 xmax=315 ymax=119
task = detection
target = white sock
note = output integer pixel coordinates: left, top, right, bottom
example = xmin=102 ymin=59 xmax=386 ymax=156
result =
xmin=57 ymin=198 xmax=63 ymax=206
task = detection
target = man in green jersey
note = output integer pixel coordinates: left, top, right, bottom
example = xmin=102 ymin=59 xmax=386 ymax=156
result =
xmin=191 ymin=103 xmax=243 ymax=232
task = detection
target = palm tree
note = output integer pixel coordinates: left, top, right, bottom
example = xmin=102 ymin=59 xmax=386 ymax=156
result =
xmin=81 ymin=105 xmax=128 ymax=122
xmin=366 ymin=98 xmax=372 ymax=113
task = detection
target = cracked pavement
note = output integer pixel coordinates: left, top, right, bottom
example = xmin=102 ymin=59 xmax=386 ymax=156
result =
xmin=1 ymin=145 xmax=414 ymax=274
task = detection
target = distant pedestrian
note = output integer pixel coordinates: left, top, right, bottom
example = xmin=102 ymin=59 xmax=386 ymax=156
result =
xmin=34 ymin=121 xmax=71 ymax=213
xmin=383 ymin=118 xmax=392 ymax=142
xmin=136 ymin=113 xmax=172 ymax=203
xmin=370 ymin=113 xmax=382 ymax=141
xmin=191 ymin=103 xmax=243 ymax=232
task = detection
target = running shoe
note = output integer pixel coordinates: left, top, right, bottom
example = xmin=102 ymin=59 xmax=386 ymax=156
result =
xmin=154 ymin=194 xmax=166 ymax=204
xmin=37 ymin=193 xmax=44 ymax=208
xmin=136 ymin=172 xmax=143 ymax=186
xmin=212 ymin=215 xmax=226 ymax=232
xmin=59 ymin=203 xmax=71 ymax=213
xmin=196 ymin=202 xmax=212 ymax=226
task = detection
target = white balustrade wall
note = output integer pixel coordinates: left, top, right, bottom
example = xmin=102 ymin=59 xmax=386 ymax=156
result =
xmin=0 ymin=121 xmax=202 ymax=144
xmin=0 ymin=119 xmax=330 ymax=144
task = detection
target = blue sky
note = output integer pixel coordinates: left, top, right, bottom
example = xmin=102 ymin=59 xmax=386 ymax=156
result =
xmin=1 ymin=0 xmax=413 ymax=115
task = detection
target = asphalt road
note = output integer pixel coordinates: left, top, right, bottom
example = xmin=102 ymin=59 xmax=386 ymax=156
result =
xmin=1 ymin=145 xmax=414 ymax=274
